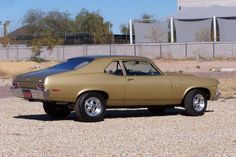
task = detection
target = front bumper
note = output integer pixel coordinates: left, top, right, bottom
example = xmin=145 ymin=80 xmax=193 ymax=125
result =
xmin=213 ymin=91 xmax=221 ymax=100
xmin=10 ymin=88 xmax=49 ymax=100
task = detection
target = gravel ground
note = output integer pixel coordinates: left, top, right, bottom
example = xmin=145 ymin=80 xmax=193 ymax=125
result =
xmin=0 ymin=97 xmax=235 ymax=157
xmin=0 ymin=60 xmax=236 ymax=157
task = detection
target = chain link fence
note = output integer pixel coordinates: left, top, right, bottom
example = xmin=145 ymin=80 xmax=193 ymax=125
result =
xmin=5 ymin=33 xmax=132 ymax=45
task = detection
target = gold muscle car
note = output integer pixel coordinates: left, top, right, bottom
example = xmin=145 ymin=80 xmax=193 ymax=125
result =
xmin=11 ymin=56 xmax=220 ymax=122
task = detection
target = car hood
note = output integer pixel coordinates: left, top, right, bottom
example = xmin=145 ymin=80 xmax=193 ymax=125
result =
xmin=14 ymin=69 xmax=69 ymax=83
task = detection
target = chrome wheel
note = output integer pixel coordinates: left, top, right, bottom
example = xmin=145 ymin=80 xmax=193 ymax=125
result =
xmin=193 ymin=94 xmax=205 ymax=112
xmin=84 ymin=97 xmax=102 ymax=117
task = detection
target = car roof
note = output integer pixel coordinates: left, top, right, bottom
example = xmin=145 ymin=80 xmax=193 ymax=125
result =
xmin=69 ymin=55 xmax=154 ymax=74
xmin=69 ymin=55 xmax=148 ymax=60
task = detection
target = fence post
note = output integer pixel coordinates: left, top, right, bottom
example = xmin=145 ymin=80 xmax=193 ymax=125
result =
xmin=185 ymin=43 xmax=188 ymax=58
xmin=85 ymin=45 xmax=88 ymax=56
xmin=160 ymin=44 xmax=162 ymax=58
xmin=134 ymin=44 xmax=136 ymax=56
xmin=62 ymin=45 xmax=65 ymax=61
xmin=109 ymin=44 xmax=112 ymax=55
xmin=6 ymin=46 xmax=9 ymax=60
xmin=232 ymin=41 xmax=234 ymax=57
xmin=213 ymin=42 xmax=215 ymax=58
xmin=16 ymin=45 xmax=19 ymax=61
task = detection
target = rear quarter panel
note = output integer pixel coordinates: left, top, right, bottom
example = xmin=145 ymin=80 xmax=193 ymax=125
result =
xmin=45 ymin=71 xmax=125 ymax=103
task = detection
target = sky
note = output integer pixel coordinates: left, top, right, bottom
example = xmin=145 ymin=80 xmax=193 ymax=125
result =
xmin=0 ymin=0 xmax=177 ymax=34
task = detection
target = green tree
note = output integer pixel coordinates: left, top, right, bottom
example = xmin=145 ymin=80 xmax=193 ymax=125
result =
xmin=23 ymin=9 xmax=74 ymax=56
xmin=43 ymin=10 xmax=76 ymax=35
xmin=140 ymin=13 xmax=155 ymax=23
xmin=120 ymin=23 xmax=129 ymax=35
xmin=23 ymin=9 xmax=75 ymax=36
xmin=23 ymin=9 xmax=45 ymax=35
xmin=75 ymin=8 xmax=113 ymax=44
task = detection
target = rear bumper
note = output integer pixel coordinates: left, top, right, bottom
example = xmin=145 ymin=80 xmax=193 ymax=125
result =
xmin=10 ymin=88 xmax=49 ymax=100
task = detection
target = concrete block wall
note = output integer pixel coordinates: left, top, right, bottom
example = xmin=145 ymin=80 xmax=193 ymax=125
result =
xmin=187 ymin=42 xmax=214 ymax=59
xmin=0 ymin=42 xmax=236 ymax=61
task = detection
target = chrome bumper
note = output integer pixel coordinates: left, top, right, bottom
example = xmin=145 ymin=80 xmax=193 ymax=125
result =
xmin=10 ymin=88 xmax=49 ymax=100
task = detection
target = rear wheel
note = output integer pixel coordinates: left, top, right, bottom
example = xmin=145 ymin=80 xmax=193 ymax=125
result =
xmin=75 ymin=92 xmax=106 ymax=122
xmin=43 ymin=102 xmax=71 ymax=118
xmin=184 ymin=89 xmax=207 ymax=116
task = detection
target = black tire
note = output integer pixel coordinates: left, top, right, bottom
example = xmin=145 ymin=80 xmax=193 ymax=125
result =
xmin=75 ymin=92 xmax=106 ymax=122
xmin=184 ymin=89 xmax=207 ymax=116
xmin=43 ymin=102 xmax=71 ymax=118
xmin=148 ymin=106 xmax=167 ymax=115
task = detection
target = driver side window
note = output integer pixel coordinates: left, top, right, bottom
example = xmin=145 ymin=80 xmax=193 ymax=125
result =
xmin=123 ymin=60 xmax=160 ymax=76
xmin=104 ymin=61 xmax=123 ymax=76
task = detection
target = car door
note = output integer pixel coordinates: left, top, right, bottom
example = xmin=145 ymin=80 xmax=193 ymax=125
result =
xmin=122 ymin=60 xmax=172 ymax=105
xmin=103 ymin=61 xmax=126 ymax=104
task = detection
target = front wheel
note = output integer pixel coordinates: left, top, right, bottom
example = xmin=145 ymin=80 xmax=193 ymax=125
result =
xmin=184 ymin=89 xmax=207 ymax=116
xmin=43 ymin=102 xmax=71 ymax=118
xmin=75 ymin=92 xmax=106 ymax=122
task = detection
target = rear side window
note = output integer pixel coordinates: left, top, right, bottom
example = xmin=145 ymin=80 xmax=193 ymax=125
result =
xmin=105 ymin=61 xmax=123 ymax=76
xmin=49 ymin=58 xmax=94 ymax=70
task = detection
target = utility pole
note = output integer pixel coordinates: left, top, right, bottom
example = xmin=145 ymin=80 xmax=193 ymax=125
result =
xmin=170 ymin=18 xmax=174 ymax=43
xmin=213 ymin=16 xmax=217 ymax=42
xmin=129 ymin=19 xmax=133 ymax=44
xmin=0 ymin=21 xmax=2 ymax=37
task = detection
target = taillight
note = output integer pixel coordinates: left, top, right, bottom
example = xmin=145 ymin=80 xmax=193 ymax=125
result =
xmin=12 ymin=82 xmax=19 ymax=88
xmin=36 ymin=84 xmax=45 ymax=90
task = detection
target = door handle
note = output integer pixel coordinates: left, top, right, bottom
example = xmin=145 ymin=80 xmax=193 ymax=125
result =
xmin=127 ymin=78 xmax=134 ymax=81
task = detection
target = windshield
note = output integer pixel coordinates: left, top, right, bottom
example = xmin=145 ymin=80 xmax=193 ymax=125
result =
xmin=50 ymin=58 xmax=94 ymax=70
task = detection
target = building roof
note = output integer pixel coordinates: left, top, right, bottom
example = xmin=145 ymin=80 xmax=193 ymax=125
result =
xmin=8 ymin=25 xmax=31 ymax=37
xmin=171 ymin=5 xmax=236 ymax=19
xmin=178 ymin=0 xmax=236 ymax=8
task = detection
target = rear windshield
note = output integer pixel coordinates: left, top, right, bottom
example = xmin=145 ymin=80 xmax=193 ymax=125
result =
xmin=50 ymin=58 xmax=94 ymax=70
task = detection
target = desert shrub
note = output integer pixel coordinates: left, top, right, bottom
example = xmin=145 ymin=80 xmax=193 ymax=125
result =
xmin=0 ymin=37 xmax=10 ymax=47
xmin=30 ymin=56 xmax=48 ymax=63
xmin=31 ymin=36 xmax=64 ymax=57
xmin=0 ymin=69 xmax=11 ymax=79
xmin=195 ymin=28 xmax=212 ymax=42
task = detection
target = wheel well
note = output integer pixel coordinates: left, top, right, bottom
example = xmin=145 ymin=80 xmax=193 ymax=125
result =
xmin=77 ymin=90 xmax=109 ymax=100
xmin=184 ymin=88 xmax=211 ymax=100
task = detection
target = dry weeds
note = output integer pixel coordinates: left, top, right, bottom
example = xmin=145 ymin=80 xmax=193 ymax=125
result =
xmin=0 ymin=69 xmax=11 ymax=79
xmin=0 ymin=61 xmax=57 ymax=79
xmin=219 ymin=78 xmax=236 ymax=98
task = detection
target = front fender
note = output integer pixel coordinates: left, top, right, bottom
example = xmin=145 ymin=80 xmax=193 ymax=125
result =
xmin=182 ymin=86 xmax=212 ymax=100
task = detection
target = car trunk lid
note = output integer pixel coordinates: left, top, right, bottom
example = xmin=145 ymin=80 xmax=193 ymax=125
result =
xmin=15 ymin=69 xmax=69 ymax=89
